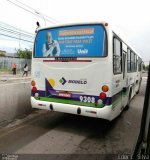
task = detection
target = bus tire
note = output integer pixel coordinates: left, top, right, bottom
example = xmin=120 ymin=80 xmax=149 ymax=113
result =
xmin=136 ymin=80 xmax=141 ymax=94
xmin=124 ymin=88 xmax=132 ymax=111
xmin=136 ymin=90 xmax=139 ymax=95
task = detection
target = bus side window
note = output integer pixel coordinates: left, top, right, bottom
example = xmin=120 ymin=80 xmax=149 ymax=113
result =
xmin=113 ymin=37 xmax=122 ymax=74
xmin=138 ymin=57 xmax=142 ymax=71
xmin=131 ymin=51 xmax=135 ymax=72
xmin=135 ymin=54 xmax=137 ymax=72
xmin=127 ymin=48 xmax=131 ymax=72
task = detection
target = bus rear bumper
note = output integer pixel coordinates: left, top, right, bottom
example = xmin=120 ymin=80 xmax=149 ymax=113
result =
xmin=31 ymin=97 xmax=114 ymax=121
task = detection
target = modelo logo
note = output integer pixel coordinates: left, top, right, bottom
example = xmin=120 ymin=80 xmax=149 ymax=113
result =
xmin=68 ymin=79 xmax=87 ymax=84
xmin=77 ymin=49 xmax=88 ymax=54
xmin=59 ymin=77 xmax=87 ymax=85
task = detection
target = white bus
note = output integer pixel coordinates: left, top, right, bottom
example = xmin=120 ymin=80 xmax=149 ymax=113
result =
xmin=31 ymin=22 xmax=142 ymax=121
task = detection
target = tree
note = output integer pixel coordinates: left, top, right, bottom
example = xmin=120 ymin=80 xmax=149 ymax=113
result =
xmin=16 ymin=48 xmax=32 ymax=59
xmin=0 ymin=50 xmax=6 ymax=57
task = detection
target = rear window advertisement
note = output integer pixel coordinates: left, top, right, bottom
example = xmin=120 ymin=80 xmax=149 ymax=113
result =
xmin=35 ymin=25 xmax=105 ymax=57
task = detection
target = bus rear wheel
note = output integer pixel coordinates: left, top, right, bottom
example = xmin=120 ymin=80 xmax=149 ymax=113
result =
xmin=136 ymin=80 xmax=141 ymax=94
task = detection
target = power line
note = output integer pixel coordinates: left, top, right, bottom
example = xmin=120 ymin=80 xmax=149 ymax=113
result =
xmin=0 ymin=25 xmax=34 ymax=43
xmin=0 ymin=21 xmax=34 ymax=46
xmin=0 ymin=21 xmax=34 ymax=36
xmin=0 ymin=33 xmax=33 ymax=43
xmin=14 ymin=0 xmax=60 ymax=23
xmin=6 ymin=0 xmax=60 ymax=24
xmin=0 ymin=27 xmax=34 ymax=39
xmin=0 ymin=32 xmax=34 ymax=43
xmin=6 ymin=0 xmax=50 ymax=23
xmin=0 ymin=26 xmax=34 ymax=39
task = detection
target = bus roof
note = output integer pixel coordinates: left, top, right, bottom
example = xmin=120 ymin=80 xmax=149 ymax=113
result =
xmin=37 ymin=21 xmax=142 ymax=59
xmin=37 ymin=21 xmax=107 ymax=31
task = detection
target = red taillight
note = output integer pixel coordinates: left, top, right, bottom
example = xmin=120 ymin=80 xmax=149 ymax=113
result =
xmin=99 ymin=92 xmax=106 ymax=99
xmin=32 ymin=86 xmax=37 ymax=93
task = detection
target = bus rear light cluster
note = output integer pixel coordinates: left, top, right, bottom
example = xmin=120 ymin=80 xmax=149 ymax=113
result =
xmin=99 ymin=85 xmax=109 ymax=100
xmin=31 ymin=80 xmax=38 ymax=95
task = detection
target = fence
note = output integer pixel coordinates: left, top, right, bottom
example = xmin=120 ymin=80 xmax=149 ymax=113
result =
xmin=0 ymin=57 xmax=31 ymax=73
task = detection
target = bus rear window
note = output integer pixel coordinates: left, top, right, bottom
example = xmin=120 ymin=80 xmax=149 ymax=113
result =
xmin=34 ymin=24 xmax=106 ymax=58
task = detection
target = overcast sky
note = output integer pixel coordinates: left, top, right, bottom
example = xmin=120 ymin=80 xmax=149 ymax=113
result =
xmin=0 ymin=0 xmax=149 ymax=64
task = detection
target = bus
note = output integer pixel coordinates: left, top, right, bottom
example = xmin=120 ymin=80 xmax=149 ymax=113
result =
xmin=31 ymin=22 xmax=142 ymax=121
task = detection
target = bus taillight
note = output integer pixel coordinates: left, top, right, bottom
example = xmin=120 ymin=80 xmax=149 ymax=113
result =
xmin=31 ymin=80 xmax=36 ymax=86
xmin=99 ymin=92 xmax=106 ymax=99
xmin=32 ymin=86 xmax=37 ymax=93
xmin=102 ymin=85 xmax=109 ymax=92
xmin=31 ymin=80 xmax=39 ymax=97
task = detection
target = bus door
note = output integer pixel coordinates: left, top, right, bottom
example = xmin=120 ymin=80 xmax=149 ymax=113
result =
xmin=112 ymin=36 xmax=123 ymax=114
xmin=122 ymin=43 xmax=128 ymax=107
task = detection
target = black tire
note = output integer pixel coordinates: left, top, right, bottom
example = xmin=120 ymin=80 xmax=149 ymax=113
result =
xmin=136 ymin=90 xmax=139 ymax=94
xmin=124 ymin=101 xmax=130 ymax=111
xmin=136 ymin=80 xmax=141 ymax=94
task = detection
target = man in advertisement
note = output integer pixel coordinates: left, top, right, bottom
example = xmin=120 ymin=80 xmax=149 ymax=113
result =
xmin=43 ymin=32 xmax=60 ymax=57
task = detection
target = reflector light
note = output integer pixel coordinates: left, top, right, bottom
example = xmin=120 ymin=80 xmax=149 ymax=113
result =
xmin=32 ymin=86 xmax=37 ymax=93
xmin=102 ymin=85 xmax=109 ymax=92
xmin=97 ymin=99 xmax=103 ymax=105
xmin=90 ymin=111 xmax=97 ymax=114
xmin=38 ymin=104 xmax=46 ymax=106
xmin=85 ymin=110 xmax=97 ymax=114
xmin=99 ymin=92 xmax=106 ymax=99
xmin=105 ymin=23 xmax=108 ymax=26
xmin=31 ymin=80 xmax=36 ymax=86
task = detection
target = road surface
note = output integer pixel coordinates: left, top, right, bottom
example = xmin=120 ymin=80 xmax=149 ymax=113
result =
xmin=0 ymin=76 xmax=147 ymax=159
xmin=0 ymin=73 xmax=31 ymax=84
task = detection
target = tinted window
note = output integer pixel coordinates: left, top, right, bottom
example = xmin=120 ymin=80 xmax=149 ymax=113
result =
xmin=127 ymin=49 xmax=131 ymax=72
xmin=134 ymin=54 xmax=137 ymax=71
xmin=138 ymin=57 xmax=142 ymax=71
xmin=131 ymin=51 xmax=135 ymax=72
xmin=113 ymin=37 xmax=122 ymax=74
xmin=127 ymin=49 xmax=137 ymax=72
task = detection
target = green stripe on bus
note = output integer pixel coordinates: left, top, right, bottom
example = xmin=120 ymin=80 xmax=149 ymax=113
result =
xmin=35 ymin=97 xmax=105 ymax=108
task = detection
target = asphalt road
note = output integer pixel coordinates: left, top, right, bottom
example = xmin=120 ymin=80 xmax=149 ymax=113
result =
xmin=0 ymin=74 xmax=31 ymax=84
xmin=0 ymin=77 xmax=147 ymax=159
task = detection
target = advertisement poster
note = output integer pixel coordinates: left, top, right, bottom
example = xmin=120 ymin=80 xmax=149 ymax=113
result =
xmin=35 ymin=25 xmax=105 ymax=57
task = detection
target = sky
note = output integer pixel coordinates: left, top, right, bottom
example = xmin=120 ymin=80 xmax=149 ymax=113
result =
xmin=0 ymin=0 xmax=149 ymax=64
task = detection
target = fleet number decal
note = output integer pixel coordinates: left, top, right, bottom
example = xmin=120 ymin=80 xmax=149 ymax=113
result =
xmin=80 ymin=96 xmax=95 ymax=103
